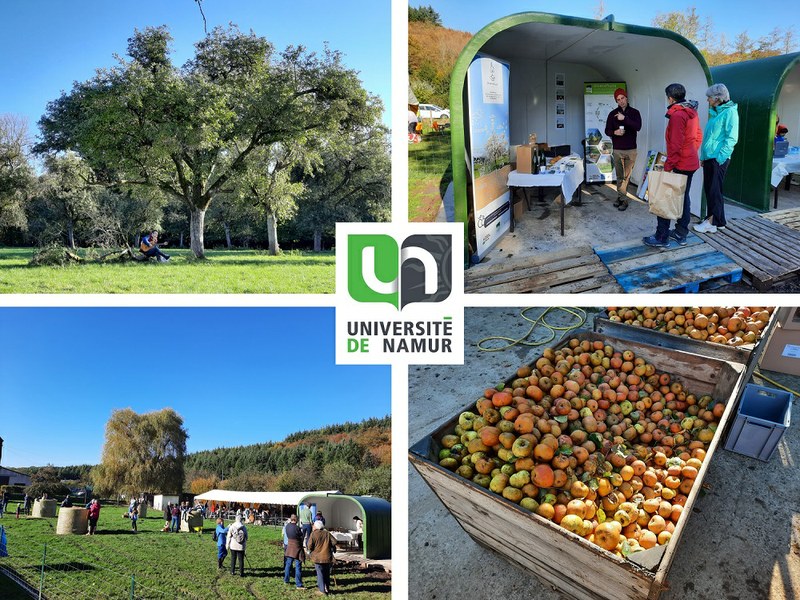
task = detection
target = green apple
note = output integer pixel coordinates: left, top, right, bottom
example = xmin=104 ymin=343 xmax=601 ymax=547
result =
xmin=472 ymin=474 xmax=491 ymax=488
xmin=459 ymin=411 xmax=477 ymax=430
xmin=509 ymin=470 xmax=531 ymax=489
xmin=456 ymin=465 xmax=474 ymax=479
xmin=438 ymin=449 xmax=451 ymax=460
xmin=500 ymin=463 xmax=516 ymax=477
xmin=520 ymin=498 xmax=539 ymax=512
xmin=441 ymin=434 xmax=459 ymax=449
xmin=489 ymin=473 xmax=509 ymax=494
xmin=497 ymin=448 xmax=515 ymax=463
xmin=439 ymin=457 xmax=458 ymax=470
xmin=502 ymin=486 xmax=523 ymax=503
xmin=512 ymin=437 xmax=533 ymax=458
xmin=460 ymin=430 xmax=478 ymax=445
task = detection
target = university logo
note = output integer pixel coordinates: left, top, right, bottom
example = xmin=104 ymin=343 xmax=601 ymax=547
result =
xmin=347 ymin=234 xmax=453 ymax=310
xmin=335 ymin=223 xmax=464 ymax=366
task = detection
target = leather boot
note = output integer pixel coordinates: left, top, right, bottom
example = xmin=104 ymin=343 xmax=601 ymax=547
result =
xmin=618 ymin=200 xmax=628 ymax=211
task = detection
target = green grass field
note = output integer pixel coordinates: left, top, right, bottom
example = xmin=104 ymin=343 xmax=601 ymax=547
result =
xmin=0 ymin=508 xmax=390 ymax=599
xmin=408 ymin=129 xmax=452 ymax=223
xmin=0 ymin=248 xmax=335 ymax=294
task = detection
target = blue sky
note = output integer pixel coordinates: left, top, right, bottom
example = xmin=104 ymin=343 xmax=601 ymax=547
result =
xmin=0 ymin=307 xmax=390 ymax=467
xmin=423 ymin=0 xmax=800 ymax=42
xmin=0 ymin=0 xmax=391 ymax=138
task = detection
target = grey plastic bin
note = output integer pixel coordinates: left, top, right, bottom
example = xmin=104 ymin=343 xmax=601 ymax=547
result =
xmin=724 ymin=384 xmax=793 ymax=461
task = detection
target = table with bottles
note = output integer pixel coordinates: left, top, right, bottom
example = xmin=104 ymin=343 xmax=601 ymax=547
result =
xmin=507 ymin=155 xmax=585 ymax=236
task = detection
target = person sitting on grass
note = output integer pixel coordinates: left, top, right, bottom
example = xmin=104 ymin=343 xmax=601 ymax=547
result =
xmin=139 ymin=230 xmax=170 ymax=262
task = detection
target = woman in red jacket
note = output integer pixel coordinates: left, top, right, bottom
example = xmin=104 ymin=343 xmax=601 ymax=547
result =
xmin=643 ymin=83 xmax=702 ymax=247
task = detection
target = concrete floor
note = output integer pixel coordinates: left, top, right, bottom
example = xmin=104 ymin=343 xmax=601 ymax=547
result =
xmin=408 ymin=307 xmax=800 ymax=600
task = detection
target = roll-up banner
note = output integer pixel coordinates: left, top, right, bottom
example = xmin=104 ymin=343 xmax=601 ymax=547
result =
xmin=467 ymin=54 xmax=511 ymax=261
xmin=584 ymin=82 xmax=625 ymax=184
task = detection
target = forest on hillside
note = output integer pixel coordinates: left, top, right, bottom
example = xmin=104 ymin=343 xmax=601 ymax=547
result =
xmin=13 ymin=416 xmax=392 ymax=501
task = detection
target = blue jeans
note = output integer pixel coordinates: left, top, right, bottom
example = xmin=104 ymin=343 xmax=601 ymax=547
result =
xmin=143 ymin=246 xmax=169 ymax=260
xmin=284 ymin=556 xmax=303 ymax=587
xmin=301 ymin=523 xmax=312 ymax=545
xmin=315 ymin=563 xmax=331 ymax=594
xmin=171 ymin=516 xmax=180 ymax=532
xmin=656 ymin=168 xmax=695 ymax=241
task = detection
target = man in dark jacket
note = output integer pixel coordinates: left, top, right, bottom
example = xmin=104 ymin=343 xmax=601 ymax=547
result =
xmin=604 ymin=87 xmax=642 ymax=211
xmin=283 ymin=514 xmax=305 ymax=589
xmin=643 ymin=82 xmax=702 ymax=247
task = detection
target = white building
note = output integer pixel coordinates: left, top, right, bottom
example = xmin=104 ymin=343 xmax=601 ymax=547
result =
xmin=0 ymin=467 xmax=32 ymax=487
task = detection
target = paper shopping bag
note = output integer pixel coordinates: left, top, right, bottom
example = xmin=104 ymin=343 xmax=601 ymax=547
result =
xmin=647 ymin=170 xmax=687 ymax=221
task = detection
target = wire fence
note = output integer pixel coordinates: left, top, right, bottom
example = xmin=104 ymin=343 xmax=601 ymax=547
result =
xmin=0 ymin=540 xmax=204 ymax=600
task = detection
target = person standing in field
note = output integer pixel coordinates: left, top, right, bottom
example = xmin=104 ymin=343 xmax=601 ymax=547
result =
xmin=283 ymin=514 xmax=306 ymax=590
xmin=214 ymin=517 xmax=229 ymax=570
xmin=299 ymin=502 xmax=314 ymax=547
xmin=86 ymin=499 xmax=101 ymax=535
xmin=171 ymin=503 xmax=181 ymax=533
xmin=307 ymin=520 xmax=337 ymax=596
xmin=226 ymin=514 xmax=248 ymax=577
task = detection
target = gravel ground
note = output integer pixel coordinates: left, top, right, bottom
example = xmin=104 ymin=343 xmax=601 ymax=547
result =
xmin=409 ymin=307 xmax=800 ymax=600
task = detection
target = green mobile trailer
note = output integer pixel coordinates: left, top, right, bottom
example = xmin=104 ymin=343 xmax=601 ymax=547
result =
xmin=448 ymin=11 xmax=711 ymax=265
xmin=298 ymin=493 xmax=391 ymax=560
xmin=711 ymin=52 xmax=800 ymax=212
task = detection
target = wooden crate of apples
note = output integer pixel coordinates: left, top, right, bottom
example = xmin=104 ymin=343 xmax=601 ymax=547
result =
xmin=605 ymin=307 xmax=774 ymax=347
xmin=437 ymin=337 xmax=727 ymax=557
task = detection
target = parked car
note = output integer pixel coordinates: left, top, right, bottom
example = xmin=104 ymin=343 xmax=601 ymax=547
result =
xmin=418 ymin=104 xmax=450 ymax=120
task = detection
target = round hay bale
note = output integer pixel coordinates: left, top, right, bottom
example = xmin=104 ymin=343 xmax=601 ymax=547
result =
xmin=56 ymin=508 xmax=89 ymax=534
xmin=180 ymin=511 xmax=204 ymax=532
xmin=137 ymin=504 xmax=148 ymax=518
xmin=32 ymin=498 xmax=58 ymax=518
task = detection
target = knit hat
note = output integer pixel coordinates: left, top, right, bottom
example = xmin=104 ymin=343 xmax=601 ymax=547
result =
xmin=614 ymin=88 xmax=627 ymax=99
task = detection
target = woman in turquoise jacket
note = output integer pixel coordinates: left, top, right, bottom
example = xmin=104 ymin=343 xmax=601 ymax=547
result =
xmin=693 ymin=83 xmax=738 ymax=233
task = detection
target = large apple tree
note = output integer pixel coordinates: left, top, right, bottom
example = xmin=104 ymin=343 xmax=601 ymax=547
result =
xmin=35 ymin=25 xmax=372 ymax=258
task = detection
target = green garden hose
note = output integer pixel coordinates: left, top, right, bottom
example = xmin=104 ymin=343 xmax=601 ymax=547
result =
xmin=477 ymin=307 xmax=587 ymax=352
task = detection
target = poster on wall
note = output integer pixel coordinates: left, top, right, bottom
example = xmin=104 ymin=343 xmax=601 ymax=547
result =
xmin=467 ymin=53 xmax=511 ymax=261
xmin=584 ymin=82 xmax=625 ymax=183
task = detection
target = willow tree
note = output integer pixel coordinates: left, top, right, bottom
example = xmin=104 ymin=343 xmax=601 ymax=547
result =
xmin=36 ymin=25 xmax=371 ymax=258
xmin=92 ymin=408 xmax=187 ymax=497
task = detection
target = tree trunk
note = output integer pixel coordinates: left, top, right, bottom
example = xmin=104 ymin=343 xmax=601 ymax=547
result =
xmin=267 ymin=212 xmax=280 ymax=256
xmin=67 ymin=222 xmax=75 ymax=249
xmin=189 ymin=207 xmax=206 ymax=259
xmin=224 ymin=223 xmax=232 ymax=249
xmin=179 ymin=232 xmax=184 ymax=248
xmin=313 ymin=229 xmax=322 ymax=252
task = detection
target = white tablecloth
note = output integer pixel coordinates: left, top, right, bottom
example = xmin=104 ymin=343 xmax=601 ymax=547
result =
xmin=331 ymin=531 xmax=354 ymax=545
xmin=507 ymin=156 xmax=585 ymax=205
xmin=771 ymin=153 xmax=800 ymax=187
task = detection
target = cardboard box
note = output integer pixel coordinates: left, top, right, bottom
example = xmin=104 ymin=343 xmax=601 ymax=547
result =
xmin=775 ymin=307 xmax=800 ymax=330
xmin=759 ymin=323 xmax=800 ymax=376
xmin=516 ymin=143 xmax=535 ymax=174
xmin=410 ymin=330 xmax=746 ymax=600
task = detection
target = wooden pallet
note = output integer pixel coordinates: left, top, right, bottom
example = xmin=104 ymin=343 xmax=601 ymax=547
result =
xmin=762 ymin=207 xmax=800 ymax=232
xmin=464 ymin=245 xmax=623 ymax=293
xmin=691 ymin=216 xmax=800 ymax=290
xmin=594 ymin=234 xmax=742 ymax=293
